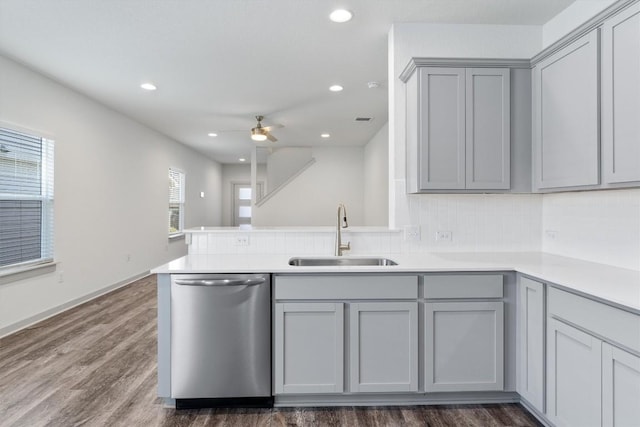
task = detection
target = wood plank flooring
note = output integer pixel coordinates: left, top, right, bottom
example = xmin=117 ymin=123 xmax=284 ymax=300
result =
xmin=0 ymin=275 xmax=542 ymax=427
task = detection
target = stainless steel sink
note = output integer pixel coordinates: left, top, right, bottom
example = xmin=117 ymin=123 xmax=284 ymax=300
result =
xmin=288 ymin=257 xmax=398 ymax=266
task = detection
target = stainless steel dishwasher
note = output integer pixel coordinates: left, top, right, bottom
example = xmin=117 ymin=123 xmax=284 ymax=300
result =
xmin=170 ymin=274 xmax=272 ymax=408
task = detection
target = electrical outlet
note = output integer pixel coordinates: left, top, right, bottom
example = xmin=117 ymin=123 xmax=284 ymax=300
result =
xmin=125 ymin=254 xmax=131 ymax=262
xmin=404 ymin=225 xmax=421 ymax=241
xmin=546 ymin=230 xmax=558 ymax=240
xmin=235 ymin=235 xmax=250 ymax=246
xmin=436 ymin=231 xmax=453 ymax=242
xmin=57 ymin=271 xmax=64 ymax=283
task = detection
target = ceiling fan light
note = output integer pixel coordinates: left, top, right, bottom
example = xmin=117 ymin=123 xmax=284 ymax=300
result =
xmin=251 ymin=128 xmax=268 ymax=142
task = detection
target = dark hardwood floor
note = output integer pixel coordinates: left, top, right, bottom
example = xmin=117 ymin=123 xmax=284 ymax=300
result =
xmin=0 ymin=275 xmax=541 ymax=427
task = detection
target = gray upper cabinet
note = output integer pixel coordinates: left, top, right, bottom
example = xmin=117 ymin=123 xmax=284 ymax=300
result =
xmin=405 ymin=66 xmax=511 ymax=192
xmin=533 ymin=30 xmax=600 ymax=190
xmin=414 ymin=67 xmax=466 ymax=190
xmin=466 ymin=68 xmax=511 ymax=189
xmin=602 ymin=2 xmax=640 ymax=185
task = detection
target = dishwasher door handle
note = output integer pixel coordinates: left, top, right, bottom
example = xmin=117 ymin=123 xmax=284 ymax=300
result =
xmin=174 ymin=278 xmax=266 ymax=287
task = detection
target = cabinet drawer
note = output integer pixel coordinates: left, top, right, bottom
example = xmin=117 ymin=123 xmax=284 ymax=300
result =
xmin=548 ymin=287 xmax=640 ymax=353
xmin=424 ymin=274 xmax=503 ymax=299
xmin=274 ymin=275 xmax=418 ymax=300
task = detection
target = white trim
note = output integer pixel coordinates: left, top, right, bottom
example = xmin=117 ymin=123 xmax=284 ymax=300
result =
xmin=0 ymin=119 xmax=55 ymax=141
xmin=0 ymin=260 xmax=57 ymax=284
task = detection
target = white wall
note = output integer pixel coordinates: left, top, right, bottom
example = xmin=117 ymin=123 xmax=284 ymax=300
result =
xmin=252 ymin=146 xmax=364 ymax=226
xmin=220 ymin=163 xmax=266 ymax=226
xmin=542 ymin=189 xmax=640 ymax=270
xmin=0 ymin=54 xmax=222 ymax=335
xmin=266 ymin=147 xmax=313 ymax=192
xmin=388 ymin=23 xmax=543 ymax=250
xmin=363 ymin=123 xmax=389 ymax=226
xmin=542 ymin=0 xmax=618 ymax=47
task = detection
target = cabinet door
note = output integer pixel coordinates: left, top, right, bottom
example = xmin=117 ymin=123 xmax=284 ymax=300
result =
xmin=418 ymin=67 xmax=466 ymax=190
xmin=466 ymin=68 xmax=511 ymax=189
xmin=534 ymin=30 xmax=600 ymax=189
xmin=425 ymin=301 xmax=504 ymax=392
xmin=602 ymin=343 xmax=640 ymax=427
xmin=274 ymin=303 xmax=344 ymax=394
xmin=518 ymin=277 xmax=545 ymax=413
xmin=602 ymin=3 xmax=640 ymax=184
xmin=349 ymin=302 xmax=418 ymax=392
xmin=547 ymin=318 xmax=602 ymax=427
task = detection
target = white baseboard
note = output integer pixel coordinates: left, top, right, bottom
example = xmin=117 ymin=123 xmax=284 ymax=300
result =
xmin=0 ymin=271 xmax=150 ymax=338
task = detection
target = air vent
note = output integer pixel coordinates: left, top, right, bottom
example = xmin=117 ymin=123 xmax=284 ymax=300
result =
xmin=355 ymin=117 xmax=373 ymax=122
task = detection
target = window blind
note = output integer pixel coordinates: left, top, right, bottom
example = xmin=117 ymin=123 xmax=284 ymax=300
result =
xmin=0 ymin=128 xmax=54 ymax=269
xmin=168 ymin=168 xmax=184 ymax=234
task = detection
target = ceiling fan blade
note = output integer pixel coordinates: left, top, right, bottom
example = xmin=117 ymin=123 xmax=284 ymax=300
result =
xmin=266 ymin=132 xmax=278 ymax=142
xmin=262 ymin=123 xmax=284 ymax=131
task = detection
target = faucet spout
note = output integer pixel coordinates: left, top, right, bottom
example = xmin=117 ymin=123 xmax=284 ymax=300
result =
xmin=335 ymin=203 xmax=350 ymax=256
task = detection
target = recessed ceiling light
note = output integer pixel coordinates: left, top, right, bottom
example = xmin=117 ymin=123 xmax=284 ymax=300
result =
xmin=329 ymin=9 xmax=353 ymax=23
xmin=321 ymin=133 xmax=331 ymax=138
xmin=329 ymin=85 xmax=343 ymax=92
xmin=140 ymin=82 xmax=157 ymax=91
xmin=239 ymin=158 xmax=246 ymax=162
xmin=208 ymin=133 xmax=218 ymax=137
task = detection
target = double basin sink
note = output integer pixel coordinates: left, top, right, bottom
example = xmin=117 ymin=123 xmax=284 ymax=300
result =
xmin=288 ymin=257 xmax=398 ymax=267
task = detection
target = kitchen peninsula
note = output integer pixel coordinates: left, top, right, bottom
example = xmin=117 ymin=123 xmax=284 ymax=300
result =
xmin=154 ymin=227 xmax=640 ymax=427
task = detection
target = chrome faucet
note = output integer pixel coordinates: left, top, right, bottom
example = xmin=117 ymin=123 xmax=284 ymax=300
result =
xmin=335 ymin=203 xmax=350 ymax=256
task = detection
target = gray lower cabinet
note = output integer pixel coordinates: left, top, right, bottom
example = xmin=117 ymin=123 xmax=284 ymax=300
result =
xmin=349 ymin=302 xmax=418 ymax=392
xmin=602 ymin=343 xmax=640 ymax=427
xmin=602 ymin=2 xmax=640 ymax=185
xmin=425 ymin=301 xmax=504 ymax=392
xmin=547 ymin=318 xmax=602 ymax=427
xmin=273 ymin=275 xmax=420 ymax=396
xmin=404 ymin=66 xmax=510 ymax=192
xmin=274 ymin=302 xmax=344 ymax=394
xmin=546 ymin=286 xmax=640 ymax=427
xmin=517 ymin=277 xmax=545 ymax=413
xmin=533 ymin=29 xmax=600 ymax=190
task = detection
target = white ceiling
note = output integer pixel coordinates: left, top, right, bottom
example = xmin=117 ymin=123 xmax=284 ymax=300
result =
xmin=0 ymin=0 xmax=576 ymax=164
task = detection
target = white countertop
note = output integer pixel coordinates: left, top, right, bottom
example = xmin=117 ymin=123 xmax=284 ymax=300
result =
xmin=152 ymin=252 xmax=640 ymax=313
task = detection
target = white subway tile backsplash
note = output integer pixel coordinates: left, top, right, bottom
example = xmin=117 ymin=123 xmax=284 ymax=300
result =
xmin=543 ymin=189 xmax=640 ymax=270
xmin=399 ymin=193 xmax=543 ymax=253
xmin=187 ymin=230 xmax=403 ymax=256
xmin=186 ymin=189 xmax=639 ymax=272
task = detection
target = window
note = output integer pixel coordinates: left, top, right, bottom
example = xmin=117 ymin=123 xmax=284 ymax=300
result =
xmin=168 ymin=168 xmax=185 ymax=236
xmin=0 ymin=127 xmax=54 ymax=270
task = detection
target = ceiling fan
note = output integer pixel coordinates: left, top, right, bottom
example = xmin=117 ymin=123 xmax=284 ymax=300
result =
xmin=250 ymin=115 xmax=279 ymax=142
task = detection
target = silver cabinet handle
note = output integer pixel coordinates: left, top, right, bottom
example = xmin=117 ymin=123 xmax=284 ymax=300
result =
xmin=174 ymin=278 xmax=266 ymax=287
